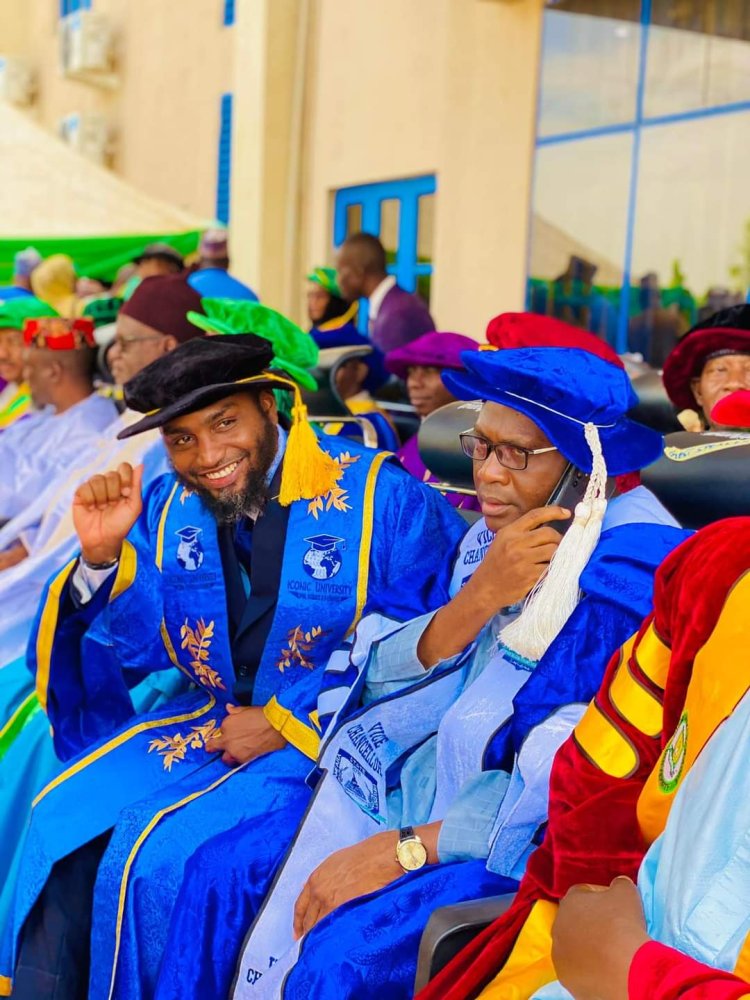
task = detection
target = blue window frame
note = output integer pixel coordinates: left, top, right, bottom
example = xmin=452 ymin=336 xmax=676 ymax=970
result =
xmin=60 ymin=0 xmax=91 ymax=15
xmin=333 ymin=175 xmax=436 ymax=333
xmin=223 ymin=0 xmax=235 ymax=27
xmin=216 ymin=93 xmax=233 ymax=225
xmin=530 ymin=1 xmax=750 ymax=353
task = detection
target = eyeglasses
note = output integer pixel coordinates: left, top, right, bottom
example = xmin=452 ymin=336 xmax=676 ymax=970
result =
xmin=112 ymin=334 xmax=164 ymax=354
xmin=459 ymin=432 xmax=558 ymax=471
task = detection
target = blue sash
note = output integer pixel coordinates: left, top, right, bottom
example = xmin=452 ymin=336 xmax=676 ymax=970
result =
xmin=234 ymin=660 xmax=470 ymax=995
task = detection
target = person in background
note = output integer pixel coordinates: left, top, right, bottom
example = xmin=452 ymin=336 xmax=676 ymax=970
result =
xmin=188 ymin=227 xmax=259 ymax=301
xmin=386 ymin=330 xmax=480 ymax=510
xmin=307 ymin=266 xmax=359 ymax=343
xmin=132 ymin=243 xmax=184 ymax=281
xmin=76 ymin=275 xmax=110 ymax=299
xmin=0 ymin=297 xmax=58 ymax=430
xmin=30 ymin=254 xmax=79 ymax=318
xmin=0 ymin=247 xmax=42 ymax=301
xmin=315 ymin=328 xmax=397 ymax=449
xmin=0 ymin=317 xmax=117 ymax=536
xmin=107 ymin=272 xmax=203 ymax=386
xmin=336 ymin=232 xmax=434 ymax=352
xmin=662 ymin=304 xmax=750 ymax=432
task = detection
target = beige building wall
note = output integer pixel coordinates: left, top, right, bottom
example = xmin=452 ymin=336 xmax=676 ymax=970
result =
xmin=230 ymin=0 xmax=544 ymax=337
xmin=0 ymin=0 xmax=230 ymax=219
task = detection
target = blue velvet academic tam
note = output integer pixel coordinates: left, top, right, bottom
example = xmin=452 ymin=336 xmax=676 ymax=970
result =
xmin=443 ymin=346 xmax=663 ymax=476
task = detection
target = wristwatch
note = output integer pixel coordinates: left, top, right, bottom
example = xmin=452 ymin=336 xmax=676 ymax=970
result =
xmin=396 ymin=826 xmax=428 ymax=872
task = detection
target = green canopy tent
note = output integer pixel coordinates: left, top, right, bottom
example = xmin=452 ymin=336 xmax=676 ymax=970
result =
xmin=0 ymin=103 xmax=209 ymax=283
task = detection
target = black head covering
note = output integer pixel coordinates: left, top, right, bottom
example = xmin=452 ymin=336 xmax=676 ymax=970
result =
xmin=117 ymin=333 xmax=276 ymax=439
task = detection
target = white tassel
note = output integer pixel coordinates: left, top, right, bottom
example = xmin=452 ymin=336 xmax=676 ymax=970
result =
xmin=500 ymin=422 xmax=608 ymax=662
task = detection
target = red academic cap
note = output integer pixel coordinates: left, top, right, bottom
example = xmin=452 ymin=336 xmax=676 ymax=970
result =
xmin=485 ymin=312 xmax=624 ymax=369
xmin=23 ymin=316 xmax=96 ymax=350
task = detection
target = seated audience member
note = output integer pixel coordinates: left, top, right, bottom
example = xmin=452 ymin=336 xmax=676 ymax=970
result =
xmin=29 ymin=254 xmax=80 ymax=318
xmin=336 ymin=233 xmax=434 ymax=352
xmin=132 ymin=243 xmax=185 ymax=280
xmin=0 ymin=295 xmax=320 ymax=941
xmin=307 ymin=266 xmax=359 ymax=343
xmin=0 ymin=318 xmax=117 ymax=534
xmin=524 ymin=519 xmax=750 ymax=1000
xmin=0 ymin=297 xmax=58 ymax=430
xmin=1 ymin=335 xmax=465 ymax=1000
xmin=417 ymin=393 xmax=750 ymax=1000
xmin=385 ymin=330 xmax=481 ymax=509
xmin=0 ymin=247 xmax=42 ymax=301
xmin=188 ymin=228 xmax=259 ymax=302
xmin=156 ymin=344 xmax=686 ymax=1000
xmin=662 ymin=304 xmax=750 ymax=431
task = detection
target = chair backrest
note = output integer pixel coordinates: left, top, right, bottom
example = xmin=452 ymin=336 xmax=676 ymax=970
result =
xmin=642 ymin=431 xmax=750 ymax=528
xmin=629 ymin=369 xmax=682 ymax=433
xmin=418 ymin=400 xmax=477 ymax=491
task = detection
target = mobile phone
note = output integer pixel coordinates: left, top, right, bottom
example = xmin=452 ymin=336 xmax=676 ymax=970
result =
xmin=546 ymin=464 xmax=614 ymax=535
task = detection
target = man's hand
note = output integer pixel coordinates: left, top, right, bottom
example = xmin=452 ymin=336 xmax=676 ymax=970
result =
xmin=72 ymin=462 xmax=144 ymax=565
xmin=468 ymin=505 xmax=570 ymax=616
xmin=205 ymin=704 xmax=286 ymax=766
xmin=552 ymin=877 xmax=650 ymax=1000
xmin=293 ymin=831 xmax=405 ymax=940
xmin=418 ymin=505 xmax=569 ymax=668
xmin=0 ymin=542 xmax=28 ymax=572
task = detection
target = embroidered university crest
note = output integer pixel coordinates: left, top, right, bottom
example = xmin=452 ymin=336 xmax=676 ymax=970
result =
xmin=175 ymin=526 xmax=205 ymax=571
xmin=659 ymin=711 xmax=688 ymax=793
xmin=333 ymin=749 xmax=381 ymax=820
xmin=302 ymin=534 xmax=343 ymax=580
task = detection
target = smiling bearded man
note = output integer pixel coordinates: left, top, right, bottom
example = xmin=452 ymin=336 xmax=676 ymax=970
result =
xmin=1 ymin=332 xmax=467 ymax=1000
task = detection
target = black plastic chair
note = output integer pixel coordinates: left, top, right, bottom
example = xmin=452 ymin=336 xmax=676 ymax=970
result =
xmin=416 ymin=400 xmax=480 ymax=521
xmin=414 ymin=893 xmax=516 ymax=992
xmin=628 ymin=369 xmax=682 ymax=434
xmin=642 ymin=431 xmax=750 ymax=528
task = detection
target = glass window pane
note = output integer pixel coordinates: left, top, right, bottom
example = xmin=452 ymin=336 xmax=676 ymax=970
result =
xmin=379 ymin=199 xmax=400 ymax=267
xmin=529 ymin=133 xmax=632 ymax=342
xmin=632 ymin=112 xmax=750 ymax=311
xmin=645 ymin=9 xmax=750 ymax=117
xmin=345 ymin=202 xmax=362 ymax=238
xmin=416 ymin=193 xmax=435 ymax=262
xmin=538 ymin=7 xmax=641 ymax=136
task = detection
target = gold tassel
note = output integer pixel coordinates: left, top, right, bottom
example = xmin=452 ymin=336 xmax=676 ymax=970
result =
xmin=226 ymin=372 xmax=342 ymax=506
xmin=279 ymin=389 xmax=341 ymax=506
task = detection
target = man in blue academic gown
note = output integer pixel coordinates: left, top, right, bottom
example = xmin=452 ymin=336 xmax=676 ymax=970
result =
xmin=3 ymin=333 xmax=466 ymax=1000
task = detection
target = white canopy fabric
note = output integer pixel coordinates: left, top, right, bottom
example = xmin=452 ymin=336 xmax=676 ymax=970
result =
xmin=0 ymin=102 xmax=207 ymax=237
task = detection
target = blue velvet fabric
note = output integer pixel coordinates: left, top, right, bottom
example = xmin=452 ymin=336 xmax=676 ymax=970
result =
xmin=89 ymin=746 xmax=312 ymax=1000
xmin=153 ymin=792 xmax=310 ymax=1000
xmin=283 ymin=861 xmax=517 ymax=1000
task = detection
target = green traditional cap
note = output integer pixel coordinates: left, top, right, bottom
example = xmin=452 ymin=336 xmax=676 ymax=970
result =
xmin=82 ymin=295 xmax=124 ymax=328
xmin=0 ymin=295 xmax=58 ymax=331
xmin=307 ymin=266 xmax=341 ymax=298
xmin=187 ymin=298 xmax=319 ymax=391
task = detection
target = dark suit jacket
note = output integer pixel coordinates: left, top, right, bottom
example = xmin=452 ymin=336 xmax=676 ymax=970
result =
xmin=370 ymin=284 xmax=435 ymax=353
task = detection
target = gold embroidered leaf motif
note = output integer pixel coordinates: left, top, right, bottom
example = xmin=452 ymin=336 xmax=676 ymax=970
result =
xmin=307 ymin=451 xmax=360 ymax=519
xmin=180 ymin=617 xmax=225 ymax=690
xmin=148 ymin=719 xmax=219 ymax=771
xmin=277 ymin=624 xmax=325 ymax=672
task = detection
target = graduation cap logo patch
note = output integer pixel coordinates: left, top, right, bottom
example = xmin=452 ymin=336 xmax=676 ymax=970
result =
xmin=302 ymin=534 xmax=344 ymax=581
xmin=175 ymin=526 xmax=205 ymax=572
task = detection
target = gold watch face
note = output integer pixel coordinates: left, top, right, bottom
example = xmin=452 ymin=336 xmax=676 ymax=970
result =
xmin=397 ymin=838 xmax=428 ymax=871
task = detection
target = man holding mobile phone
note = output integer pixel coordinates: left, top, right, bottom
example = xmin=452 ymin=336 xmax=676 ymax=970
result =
xmin=156 ymin=333 xmax=688 ymax=1000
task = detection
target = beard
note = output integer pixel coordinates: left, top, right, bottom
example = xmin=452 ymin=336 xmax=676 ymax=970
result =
xmin=175 ymin=417 xmax=279 ymax=525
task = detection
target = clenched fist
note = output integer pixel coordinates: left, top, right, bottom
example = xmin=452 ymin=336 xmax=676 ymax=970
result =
xmin=72 ymin=462 xmax=144 ymax=565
